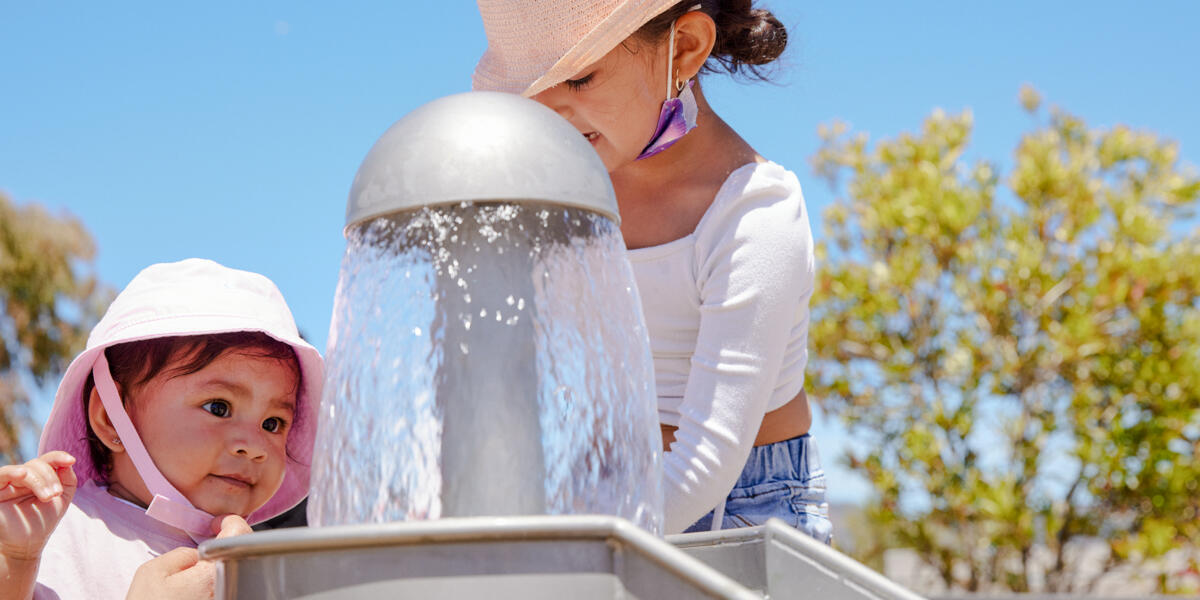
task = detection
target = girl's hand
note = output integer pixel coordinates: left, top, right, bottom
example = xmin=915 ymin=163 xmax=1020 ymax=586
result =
xmin=125 ymin=514 xmax=254 ymax=600
xmin=0 ymin=451 xmax=77 ymax=561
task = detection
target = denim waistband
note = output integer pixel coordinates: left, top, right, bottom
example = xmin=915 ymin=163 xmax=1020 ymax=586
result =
xmin=732 ymin=433 xmax=824 ymax=490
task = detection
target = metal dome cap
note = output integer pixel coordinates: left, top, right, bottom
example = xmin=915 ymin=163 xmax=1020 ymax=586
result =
xmin=345 ymin=91 xmax=619 ymax=233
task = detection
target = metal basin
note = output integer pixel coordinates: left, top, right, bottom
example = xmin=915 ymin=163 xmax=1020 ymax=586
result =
xmin=201 ymin=515 xmax=758 ymax=599
xmin=668 ymin=519 xmax=926 ymax=600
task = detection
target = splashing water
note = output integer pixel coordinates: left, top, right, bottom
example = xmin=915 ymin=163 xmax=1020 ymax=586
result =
xmin=308 ymin=203 xmax=663 ymax=534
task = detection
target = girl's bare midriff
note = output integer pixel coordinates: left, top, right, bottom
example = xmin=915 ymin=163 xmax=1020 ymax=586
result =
xmin=660 ymin=389 xmax=812 ymax=452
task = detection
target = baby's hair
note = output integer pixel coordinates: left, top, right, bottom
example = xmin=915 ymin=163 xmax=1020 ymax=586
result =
xmin=635 ymin=0 xmax=787 ymax=81
xmin=81 ymin=332 xmax=302 ymax=481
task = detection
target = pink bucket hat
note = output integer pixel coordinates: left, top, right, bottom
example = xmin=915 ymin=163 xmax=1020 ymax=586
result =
xmin=473 ymin=0 xmax=681 ymax=97
xmin=38 ymin=258 xmax=323 ymax=534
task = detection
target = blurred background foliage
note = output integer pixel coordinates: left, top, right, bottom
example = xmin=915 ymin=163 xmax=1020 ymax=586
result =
xmin=809 ymin=87 xmax=1200 ymax=594
xmin=0 ymin=192 xmax=106 ymax=461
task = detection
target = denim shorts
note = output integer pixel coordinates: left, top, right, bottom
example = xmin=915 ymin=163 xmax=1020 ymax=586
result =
xmin=682 ymin=434 xmax=832 ymax=544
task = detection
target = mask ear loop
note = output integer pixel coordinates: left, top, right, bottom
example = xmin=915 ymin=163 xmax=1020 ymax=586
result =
xmin=665 ymin=21 xmax=678 ymax=100
xmin=93 ymin=354 xmax=216 ymax=540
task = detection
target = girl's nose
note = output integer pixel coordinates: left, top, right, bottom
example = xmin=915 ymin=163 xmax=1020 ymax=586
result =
xmin=531 ymin=86 xmax=573 ymax=120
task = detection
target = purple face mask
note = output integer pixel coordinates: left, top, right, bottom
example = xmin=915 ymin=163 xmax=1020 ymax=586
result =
xmin=637 ymin=80 xmax=699 ymax=160
xmin=636 ymin=15 xmax=700 ymax=161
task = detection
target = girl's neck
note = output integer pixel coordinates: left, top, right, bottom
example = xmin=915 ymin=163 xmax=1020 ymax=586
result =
xmin=611 ymin=83 xmax=762 ymax=249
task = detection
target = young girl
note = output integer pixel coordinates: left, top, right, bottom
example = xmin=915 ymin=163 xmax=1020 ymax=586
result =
xmin=0 ymin=258 xmax=323 ymax=599
xmin=474 ymin=0 xmax=830 ymax=539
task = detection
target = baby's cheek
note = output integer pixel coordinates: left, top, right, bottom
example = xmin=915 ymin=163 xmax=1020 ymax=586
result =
xmin=274 ymin=439 xmax=290 ymax=463
xmin=265 ymin=445 xmax=289 ymax=483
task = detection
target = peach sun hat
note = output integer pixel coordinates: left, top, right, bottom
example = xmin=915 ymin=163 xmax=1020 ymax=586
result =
xmin=473 ymin=0 xmax=684 ymax=97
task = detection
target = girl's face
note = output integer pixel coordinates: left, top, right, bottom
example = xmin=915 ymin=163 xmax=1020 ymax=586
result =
xmin=121 ymin=349 xmax=297 ymax=517
xmin=531 ymin=38 xmax=669 ymax=172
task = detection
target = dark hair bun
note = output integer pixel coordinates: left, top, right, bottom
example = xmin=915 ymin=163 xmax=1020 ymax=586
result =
xmin=707 ymin=1 xmax=787 ymax=78
xmin=636 ymin=1 xmax=787 ymax=81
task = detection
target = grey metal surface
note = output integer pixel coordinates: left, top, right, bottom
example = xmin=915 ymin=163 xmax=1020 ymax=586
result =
xmin=201 ymin=515 xmax=760 ymax=599
xmin=433 ymin=208 xmax=545 ymax=517
xmin=669 ymin=519 xmax=927 ymax=600
xmin=345 ymin=91 xmax=619 ymax=231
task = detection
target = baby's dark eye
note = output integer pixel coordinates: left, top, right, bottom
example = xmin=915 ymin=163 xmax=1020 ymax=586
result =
xmin=564 ymin=73 xmax=594 ymax=92
xmin=262 ymin=417 xmax=287 ymax=434
xmin=202 ymin=400 xmax=230 ymax=418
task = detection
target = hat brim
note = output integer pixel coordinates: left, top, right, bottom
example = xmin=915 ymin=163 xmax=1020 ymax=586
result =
xmin=473 ymin=0 xmax=678 ymax=98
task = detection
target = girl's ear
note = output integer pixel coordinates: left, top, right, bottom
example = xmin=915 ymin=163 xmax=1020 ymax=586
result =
xmin=673 ymin=11 xmax=717 ymax=82
xmin=88 ymin=385 xmax=126 ymax=454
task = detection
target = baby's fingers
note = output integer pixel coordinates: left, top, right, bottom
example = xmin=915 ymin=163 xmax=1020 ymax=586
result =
xmin=39 ymin=451 xmax=76 ymax=471
xmin=212 ymin=514 xmax=252 ymax=539
xmin=0 ymin=465 xmax=32 ymax=500
xmin=0 ymin=466 xmax=31 ymax=503
xmin=146 ymin=547 xmax=202 ymax=575
xmin=0 ymin=464 xmax=57 ymax=503
xmin=15 ymin=458 xmax=65 ymax=502
xmin=43 ymin=452 xmax=78 ymax=492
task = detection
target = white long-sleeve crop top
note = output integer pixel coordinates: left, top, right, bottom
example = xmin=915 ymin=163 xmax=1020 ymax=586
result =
xmin=627 ymin=161 xmax=815 ymax=533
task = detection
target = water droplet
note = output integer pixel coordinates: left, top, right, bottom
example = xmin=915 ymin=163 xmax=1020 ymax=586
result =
xmin=412 ymin=327 xmax=422 ymax=337
xmin=506 ymin=295 xmax=515 ymax=305
xmin=555 ymin=385 xmax=574 ymax=407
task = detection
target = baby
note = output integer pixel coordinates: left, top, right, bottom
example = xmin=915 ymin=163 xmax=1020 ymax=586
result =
xmin=0 ymin=258 xmax=322 ymax=599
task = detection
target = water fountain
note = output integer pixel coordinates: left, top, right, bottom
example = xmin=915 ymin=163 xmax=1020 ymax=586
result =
xmin=198 ymin=92 xmax=926 ymax=600
xmin=305 ymin=91 xmax=663 ymax=530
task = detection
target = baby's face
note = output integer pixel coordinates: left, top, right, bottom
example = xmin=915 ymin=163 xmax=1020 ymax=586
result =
xmin=125 ymin=349 xmax=297 ymax=517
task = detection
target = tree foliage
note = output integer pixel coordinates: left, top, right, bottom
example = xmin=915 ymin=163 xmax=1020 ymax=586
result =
xmin=808 ymin=87 xmax=1200 ymax=594
xmin=0 ymin=192 xmax=105 ymax=462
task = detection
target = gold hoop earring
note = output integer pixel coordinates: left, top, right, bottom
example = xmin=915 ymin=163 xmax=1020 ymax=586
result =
xmin=676 ymin=78 xmax=686 ymax=93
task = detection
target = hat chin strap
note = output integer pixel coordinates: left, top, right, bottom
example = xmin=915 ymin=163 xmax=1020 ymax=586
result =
xmin=93 ymin=354 xmax=216 ymax=541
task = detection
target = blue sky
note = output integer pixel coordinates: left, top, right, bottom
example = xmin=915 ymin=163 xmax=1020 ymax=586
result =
xmin=3 ymin=2 xmax=1198 ymax=503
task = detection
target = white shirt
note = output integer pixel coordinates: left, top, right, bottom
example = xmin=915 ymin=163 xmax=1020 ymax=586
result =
xmin=628 ymin=161 xmax=815 ymax=533
xmin=34 ymin=480 xmax=195 ymax=599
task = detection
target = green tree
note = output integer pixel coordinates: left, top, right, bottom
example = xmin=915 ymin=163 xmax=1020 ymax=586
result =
xmin=808 ymin=87 xmax=1200 ymax=594
xmin=0 ymin=192 xmax=105 ymax=462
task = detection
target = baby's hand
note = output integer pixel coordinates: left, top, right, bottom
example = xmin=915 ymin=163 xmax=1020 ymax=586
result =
xmin=210 ymin=514 xmax=252 ymax=539
xmin=0 ymin=451 xmax=76 ymax=561
xmin=126 ymin=547 xmax=213 ymax=600
xmin=125 ymin=514 xmax=254 ymax=600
